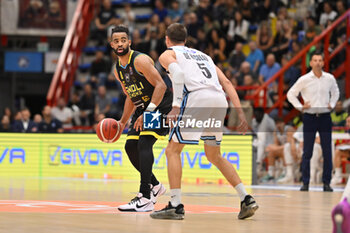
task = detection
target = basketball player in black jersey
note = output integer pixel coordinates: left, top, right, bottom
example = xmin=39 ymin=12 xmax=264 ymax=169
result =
xmin=110 ymin=25 xmax=172 ymax=212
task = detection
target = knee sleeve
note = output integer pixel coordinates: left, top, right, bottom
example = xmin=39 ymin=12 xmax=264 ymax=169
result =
xmin=137 ymin=136 xmax=157 ymax=159
xmin=204 ymin=139 xmax=219 ymax=146
xmin=125 ymin=139 xmax=140 ymax=171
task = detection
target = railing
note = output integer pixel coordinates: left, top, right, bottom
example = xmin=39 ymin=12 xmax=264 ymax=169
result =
xmin=46 ymin=0 xmax=95 ymax=106
xmin=242 ymin=9 xmax=350 ymax=122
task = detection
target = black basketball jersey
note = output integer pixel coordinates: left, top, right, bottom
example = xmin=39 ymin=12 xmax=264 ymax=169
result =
xmin=115 ymin=50 xmax=172 ymax=114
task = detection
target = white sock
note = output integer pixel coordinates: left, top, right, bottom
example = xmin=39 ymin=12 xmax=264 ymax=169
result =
xmin=268 ymin=166 xmax=275 ymax=177
xmin=257 ymin=162 xmax=262 ymax=171
xmin=170 ymin=189 xmax=182 ymax=207
xmin=235 ymin=183 xmax=248 ymax=202
xmin=341 ymin=176 xmax=350 ymax=202
xmin=286 ymin=165 xmax=293 ymax=178
xmin=335 ymin=168 xmax=342 ymax=178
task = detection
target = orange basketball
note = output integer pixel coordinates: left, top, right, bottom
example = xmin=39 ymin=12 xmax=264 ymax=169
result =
xmin=96 ymin=118 xmax=121 ymax=143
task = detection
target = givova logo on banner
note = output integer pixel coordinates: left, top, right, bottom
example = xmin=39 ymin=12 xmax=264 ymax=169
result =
xmin=48 ymin=146 xmax=122 ymax=166
xmin=0 ymin=146 xmax=25 ymax=164
xmin=0 ymin=134 xmax=252 ymax=184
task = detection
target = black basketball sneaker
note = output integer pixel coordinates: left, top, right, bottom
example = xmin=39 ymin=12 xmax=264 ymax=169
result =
xmin=150 ymin=202 xmax=185 ymax=220
xmin=238 ymin=195 xmax=259 ymax=219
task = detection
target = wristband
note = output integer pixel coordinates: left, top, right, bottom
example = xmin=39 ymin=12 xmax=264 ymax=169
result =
xmin=145 ymin=102 xmax=157 ymax=112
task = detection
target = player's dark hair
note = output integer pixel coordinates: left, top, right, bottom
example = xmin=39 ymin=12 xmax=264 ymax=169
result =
xmin=166 ymin=23 xmax=187 ymax=44
xmin=111 ymin=25 xmax=130 ymax=38
xmin=310 ymin=51 xmax=324 ymax=60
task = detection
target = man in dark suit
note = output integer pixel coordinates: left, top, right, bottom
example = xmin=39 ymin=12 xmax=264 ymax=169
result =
xmin=12 ymin=108 xmax=38 ymax=133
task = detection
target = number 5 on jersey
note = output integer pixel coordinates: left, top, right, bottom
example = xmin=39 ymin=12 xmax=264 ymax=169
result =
xmin=196 ymin=62 xmax=212 ymax=79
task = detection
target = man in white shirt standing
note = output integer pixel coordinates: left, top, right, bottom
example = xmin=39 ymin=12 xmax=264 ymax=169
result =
xmin=287 ymin=52 xmax=339 ymax=192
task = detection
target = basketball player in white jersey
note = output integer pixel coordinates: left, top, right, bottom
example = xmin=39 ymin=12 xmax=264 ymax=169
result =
xmin=150 ymin=23 xmax=258 ymax=220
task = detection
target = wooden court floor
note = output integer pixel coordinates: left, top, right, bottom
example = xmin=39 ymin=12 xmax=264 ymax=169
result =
xmin=0 ymin=177 xmax=344 ymax=233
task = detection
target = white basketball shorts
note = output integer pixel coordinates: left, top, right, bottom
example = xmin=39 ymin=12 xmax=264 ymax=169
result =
xmin=169 ymin=87 xmax=228 ymax=145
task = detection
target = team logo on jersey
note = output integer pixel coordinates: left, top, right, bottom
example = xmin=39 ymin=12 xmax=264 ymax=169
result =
xmin=144 ymin=110 xmax=161 ymax=129
xmin=142 ymin=96 xmax=150 ymax=102
xmin=125 ymin=73 xmax=130 ymax=82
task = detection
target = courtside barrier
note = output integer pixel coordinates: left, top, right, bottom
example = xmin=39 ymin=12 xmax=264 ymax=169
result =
xmin=0 ymin=133 xmax=252 ymax=185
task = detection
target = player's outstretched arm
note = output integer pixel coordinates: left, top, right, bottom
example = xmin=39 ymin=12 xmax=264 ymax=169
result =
xmin=134 ymin=54 xmax=167 ymax=107
xmin=159 ymin=50 xmax=184 ymax=123
xmin=216 ymin=66 xmax=248 ymax=134
xmin=159 ymin=50 xmax=184 ymax=108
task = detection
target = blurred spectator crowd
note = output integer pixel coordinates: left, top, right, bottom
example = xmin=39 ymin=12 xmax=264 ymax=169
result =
xmin=81 ymin=0 xmax=350 ymax=130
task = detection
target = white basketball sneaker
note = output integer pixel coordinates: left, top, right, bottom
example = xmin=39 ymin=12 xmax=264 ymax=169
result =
xmin=118 ymin=193 xmax=154 ymax=212
xmin=151 ymin=183 xmax=166 ymax=204
xmin=331 ymin=176 xmax=343 ymax=185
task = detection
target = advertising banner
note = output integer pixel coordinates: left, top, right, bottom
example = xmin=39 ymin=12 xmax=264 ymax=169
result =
xmin=44 ymin=52 xmax=60 ymax=73
xmin=4 ymin=52 xmax=43 ymax=72
xmin=0 ymin=133 xmax=253 ymax=185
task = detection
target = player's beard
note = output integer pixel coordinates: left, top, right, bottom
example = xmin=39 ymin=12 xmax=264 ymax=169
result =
xmin=113 ymin=45 xmax=129 ymax=56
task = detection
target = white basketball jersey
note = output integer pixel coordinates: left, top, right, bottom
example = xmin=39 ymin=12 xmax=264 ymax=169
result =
xmin=170 ymin=46 xmax=224 ymax=93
